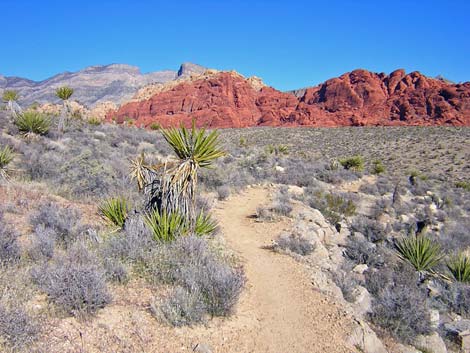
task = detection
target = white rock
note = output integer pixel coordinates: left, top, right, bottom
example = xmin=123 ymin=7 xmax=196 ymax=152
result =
xmin=430 ymin=309 xmax=440 ymax=329
xmin=275 ymin=165 xmax=285 ymax=172
xmin=352 ymin=286 xmax=372 ymax=316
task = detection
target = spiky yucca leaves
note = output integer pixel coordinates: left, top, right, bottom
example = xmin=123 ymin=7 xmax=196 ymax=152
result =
xmin=0 ymin=146 xmax=14 ymax=180
xmin=55 ymin=86 xmax=74 ymax=101
xmin=2 ymin=90 xmax=22 ymax=118
xmin=395 ymin=235 xmax=442 ymax=277
xmin=157 ymin=124 xmax=225 ymax=222
xmin=145 ymin=209 xmax=189 ymax=242
xmin=194 ymin=211 xmax=218 ymax=237
xmin=161 ymin=123 xmax=225 ymax=168
xmin=130 ymin=153 xmax=160 ymax=192
xmin=98 ymin=197 xmax=128 ymax=228
xmin=447 ymin=253 xmax=470 ymax=283
xmin=56 ymin=86 xmax=74 ymax=133
xmin=14 ymin=111 xmax=51 ymax=136
xmin=2 ymin=90 xmax=19 ymax=102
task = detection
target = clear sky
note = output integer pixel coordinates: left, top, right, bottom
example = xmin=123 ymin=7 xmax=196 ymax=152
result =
xmin=2 ymin=0 xmax=469 ymax=90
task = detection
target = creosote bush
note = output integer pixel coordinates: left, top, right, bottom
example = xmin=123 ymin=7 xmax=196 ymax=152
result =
xmin=0 ymin=213 xmax=21 ymax=265
xmin=14 ymin=111 xmax=51 ymax=136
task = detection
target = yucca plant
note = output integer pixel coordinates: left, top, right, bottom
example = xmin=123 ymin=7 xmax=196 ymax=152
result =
xmin=2 ymin=89 xmax=22 ymax=118
xmin=0 ymin=146 xmax=14 ymax=180
xmin=339 ymin=155 xmax=365 ymax=172
xmin=395 ymin=234 xmax=443 ymax=277
xmin=156 ymin=123 xmax=225 ymax=220
xmin=56 ymin=86 xmax=74 ymax=133
xmin=447 ymin=252 xmax=470 ymax=283
xmin=194 ymin=211 xmax=219 ymax=236
xmin=145 ymin=209 xmax=189 ymax=242
xmin=98 ymin=197 xmax=128 ymax=228
xmin=14 ymin=111 xmax=51 ymax=136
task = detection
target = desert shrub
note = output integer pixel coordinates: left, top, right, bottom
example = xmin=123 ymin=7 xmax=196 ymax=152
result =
xmin=439 ymin=219 xmax=470 ymax=251
xmin=345 ymin=238 xmax=387 ymax=268
xmin=439 ymin=282 xmax=470 ymax=318
xmin=29 ymin=202 xmax=82 ymax=247
xmin=0 ymin=213 xmax=21 ymax=265
xmin=31 ymin=243 xmax=111 ymax=316
xmin=275 ymin=233 xmax=314 ymax=256
xmin=271 ymin=188 xmax=293 ymax=217
xmin=0 ymin=304 xmax=39 ymax=351
xmin=309 ymin=192 xmax=356 ymax=225
xmin=350 ymin=216 xmax=390 ymax=243
xmin=216 ymin=185 xmax=230 ymax=200
xmin=447 ymin=253 xmax=470 ymax=283
xmin=367 ymin=263 xmax=432 ymax=343
xmin=158 ymin=286 xmax=206 ymax=326
xmin=395 ymin=234 xmax=442 ymax=276
xmin=256 ymin=206 xmax=275 ymax=222
xmin=372 ymin=159 xmax=385 ymax=174
xmin=103 ymin=258 xmax=129 ymax=284
xmin=87 ymin=117 xmax=101 ymax=125
xmin=14 ymin=111 xmax=50 ymax=136
xmin=358 ymin=182 xmax=380 ymax=195
xmin=332 ymin=271 xmax=359 ymax=302
xmin=339 ymin=155 xmax=364 ymax=171
xmin=28 ymin=225 xmax=56 ymax=261
xmin=101 ymin=215 xmax=154 ymax=265
xmin=98 ymin=197 xmax=128 ymax=228
xmin=152 ymin=236 xmax=244 ymax=322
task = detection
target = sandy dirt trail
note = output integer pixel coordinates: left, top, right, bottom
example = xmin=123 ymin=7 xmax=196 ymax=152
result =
xmin=212 ymin=187 xmax=356 ymax=353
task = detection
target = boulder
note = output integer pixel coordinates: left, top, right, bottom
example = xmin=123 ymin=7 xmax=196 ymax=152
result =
xmin=414 ymin=332 xmax=447 ymax=353
xmin=348 ymin=319 xmax=388 ymax=353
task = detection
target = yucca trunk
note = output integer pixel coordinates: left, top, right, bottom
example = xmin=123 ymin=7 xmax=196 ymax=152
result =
xmin=58 ymin=101 xmax=69 ymax=133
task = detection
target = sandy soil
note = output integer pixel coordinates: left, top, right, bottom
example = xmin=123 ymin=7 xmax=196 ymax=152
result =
xmin=33 ymin=186 xmax=357 ymax=353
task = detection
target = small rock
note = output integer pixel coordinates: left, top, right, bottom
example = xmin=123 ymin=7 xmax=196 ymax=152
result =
xmin=274 ymin=165 xmax=285 ymax=172
xmin=352 ymin=286 xmax=372 ymax=316
xmin=348 ymin=319 xmax=388 ymax=353
xmin=430 ymin=309 xmax=440 ymax=329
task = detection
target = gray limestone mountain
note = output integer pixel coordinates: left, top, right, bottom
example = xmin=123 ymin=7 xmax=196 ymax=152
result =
xmin=0 ymin=62 xmax=206 ymax=107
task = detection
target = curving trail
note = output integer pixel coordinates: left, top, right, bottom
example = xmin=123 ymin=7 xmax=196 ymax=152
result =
xmin=213 ymin=187 xmax=356 ymax=353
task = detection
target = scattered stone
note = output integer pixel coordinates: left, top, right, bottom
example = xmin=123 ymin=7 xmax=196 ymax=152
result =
xmin=352 ymin=264 xmax=368 ymax=274
xmin=348 ymin=319 xmax=388 ymax=353
xmin=193 ymin=343 xmax=213 ymax=353
xmin=444 ymin=319 xmax=470 ymax=351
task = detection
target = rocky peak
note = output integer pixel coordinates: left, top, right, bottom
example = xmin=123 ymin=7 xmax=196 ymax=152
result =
xmin=177 ymin=63 xmax=206 ymax=78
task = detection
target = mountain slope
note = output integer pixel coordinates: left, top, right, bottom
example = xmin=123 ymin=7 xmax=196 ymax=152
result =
xmin=107 ymin=69 xmax=470 ymax=127
xmin=0 ymin=63 xmax=206 ymax=107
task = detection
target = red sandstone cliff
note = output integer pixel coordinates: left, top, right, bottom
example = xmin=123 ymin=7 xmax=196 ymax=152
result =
xmin=106 ymin=69 xmax=470 ymax=127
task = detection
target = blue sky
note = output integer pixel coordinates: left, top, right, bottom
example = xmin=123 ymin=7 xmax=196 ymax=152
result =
xmin=2 ymin=0 xmax=469 ymax=90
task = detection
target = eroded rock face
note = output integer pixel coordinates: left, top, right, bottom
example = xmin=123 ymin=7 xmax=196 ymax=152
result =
xmin=107 ymin=69 xmax=470 ymax=128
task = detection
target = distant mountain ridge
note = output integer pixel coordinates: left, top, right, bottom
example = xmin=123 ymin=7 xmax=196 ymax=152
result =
xmin=0 ymin=62 xmax=206 ymax=107
xmin=108 ymin=68 xmax=470 ymax=127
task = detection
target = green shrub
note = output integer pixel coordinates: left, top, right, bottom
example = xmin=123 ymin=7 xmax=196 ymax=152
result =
xmin=14 ymin=111 xmax=50 ymax=136
xmin=0 ymin=146 xmax=14 ymax=178
xmin=145 ymin=209 xmax=188 ymax=242
xmin=372 ymin=160 xmax=385 ymax=174
xmin=447 ymin=253 xmax=470 ymax=283
xmin=395 ymin=235 xmax=442 ymax=276
xmin=87 ymin=117 xmax=101 ymax=125
xmin=266 ymin=144 xmax=288 ymax=156
xmin=149 ymin=123 xmax=160 ymax=130
xmin=98 ymin=197 xmax=128 ymax=228
xmin=339 ymin=155 xmax=364 ymax=171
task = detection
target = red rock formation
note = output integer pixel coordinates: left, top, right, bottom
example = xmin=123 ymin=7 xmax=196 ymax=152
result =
xmin=106 ymin=69 xmax=470 ymax=128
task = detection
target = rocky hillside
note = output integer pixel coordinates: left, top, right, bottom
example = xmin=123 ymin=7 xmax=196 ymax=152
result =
xmin=108 ymin=69 xmax=470 ymax=127
xmin=0 ymin=62 xmax=205 ymax=107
